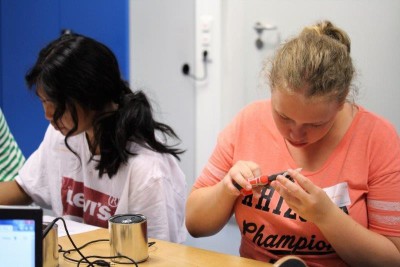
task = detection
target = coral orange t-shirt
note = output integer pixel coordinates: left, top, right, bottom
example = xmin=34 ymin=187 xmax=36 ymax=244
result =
xmin=194 ymin=100 xmax=400 ymax=267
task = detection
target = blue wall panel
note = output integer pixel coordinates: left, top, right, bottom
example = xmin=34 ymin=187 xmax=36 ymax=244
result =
xmin=0 ymin=0 xmax=129 ymax=157
xmin=1 ymin=0 xmax=60 ymax=158
xmin=60 ymin=0 xmax=129 ymax=80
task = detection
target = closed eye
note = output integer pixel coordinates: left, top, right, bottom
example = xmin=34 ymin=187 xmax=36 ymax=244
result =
xmin=307 ymin=121 xmax=328 ymax=128
xmin=309 ymin=123 xmax=324 ymax=128
xmin=279 ymin=114 xmax=292 ymax=121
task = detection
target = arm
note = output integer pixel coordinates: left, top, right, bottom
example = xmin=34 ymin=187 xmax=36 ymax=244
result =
xmin=186 ymin=160 xmax=260 ymax=237
xmin=186 ymin=182 xmax=237 ymax=237
xmin=272 ymin=170 xmax=400 ymax=266
xmin=317 ymin=204 xmax=400 ymax=266
xmin=0 ymin=180 xmax=32 ymax=205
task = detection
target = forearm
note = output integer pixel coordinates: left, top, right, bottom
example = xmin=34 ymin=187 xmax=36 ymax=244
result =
xmin=0 ymin=180 xmax=32 ymax=205
xmin=186 ymin=182 xmax=238 ymax=237
xmin=317 ymin=206 xmax=400 ymax=266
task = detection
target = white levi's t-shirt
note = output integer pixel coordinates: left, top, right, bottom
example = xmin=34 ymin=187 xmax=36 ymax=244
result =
xmin=16 ymin=125 xmax=187 ymax=243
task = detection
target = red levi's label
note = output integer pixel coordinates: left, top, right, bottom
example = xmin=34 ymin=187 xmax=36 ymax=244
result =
xmin=61 ymin=177 xmax=119 ymax=228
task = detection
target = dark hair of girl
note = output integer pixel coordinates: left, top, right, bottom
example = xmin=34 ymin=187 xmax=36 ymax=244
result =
xmin=25 ymin=33 xmax=184 ymax=178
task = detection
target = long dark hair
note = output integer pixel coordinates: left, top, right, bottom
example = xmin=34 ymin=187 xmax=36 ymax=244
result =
xmin=25 ymin=33 xmax=184 ymax=178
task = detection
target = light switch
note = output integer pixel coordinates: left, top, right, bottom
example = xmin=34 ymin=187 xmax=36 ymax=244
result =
xmin=201 ymin=32 xmax=211 ymax=46
xmin=200 ymin=15 xmax=213 ymax=33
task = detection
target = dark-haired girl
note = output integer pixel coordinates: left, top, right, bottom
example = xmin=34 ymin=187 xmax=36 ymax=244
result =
xmin=0 ymin=34 xmax=187 ymax=243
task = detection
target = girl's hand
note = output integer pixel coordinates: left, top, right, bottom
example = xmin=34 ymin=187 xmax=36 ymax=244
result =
xmin=270 ymin=169 xmax=336 ymax=224
xmin=222 ymin=160 xmax=261 ymax=196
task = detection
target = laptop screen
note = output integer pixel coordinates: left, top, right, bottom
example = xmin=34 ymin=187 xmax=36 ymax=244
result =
xmin=0 ymin=206 xmax=43 ymax=267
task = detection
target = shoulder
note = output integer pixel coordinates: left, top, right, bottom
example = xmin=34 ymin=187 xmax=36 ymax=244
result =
xmin=0 ymin=108 xmax=6 ymax=126
xmin=0 ymin=109 xmax=12 ymax=137
xmin=220 ymin=99 xmax=274 ymax=139
xmin=353 ymin=106 xmax=400 ymax=166
xmin=126 ymin=143 xmax=185 ymax=179
xmin=223 ymin=99 xmax=271 ymax=130
xmin=43 ymin=124 xmax=64 ymax=142
xmin=355 ymin=106 xmax=398 ymax=138
xmin=120 ymin=144 xmax=186 ymax=196
xmin=238 ymin=99 xmax=271 ymax=118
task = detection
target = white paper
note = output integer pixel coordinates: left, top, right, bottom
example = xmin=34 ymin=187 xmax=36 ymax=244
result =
xmin=43 ymin=215 xmax=100 ymax=237
xmin=323 ymin=182 xmax=351 ymax=207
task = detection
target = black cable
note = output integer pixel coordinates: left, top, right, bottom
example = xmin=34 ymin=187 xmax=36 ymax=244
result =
xmin=60 ymin=238 xmax=138 ymax=266
xmin=50 ymin=216 xmax=157 ymax=266
xmin=44 ymin=217 xmax=96 ymax=267
xmin=59 ymin=239 xmax=109 ymax=254
xmin=77 ymin=255 xmax=138 ymax=266
xmin=61 ymin=239 xmax=157 ymax=266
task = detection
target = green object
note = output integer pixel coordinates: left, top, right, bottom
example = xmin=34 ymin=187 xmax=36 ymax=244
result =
xmin=0 ymin=108 xmax=25 ymax=181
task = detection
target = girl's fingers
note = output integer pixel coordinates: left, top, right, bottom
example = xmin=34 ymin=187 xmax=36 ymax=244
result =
xmin=287 ymin=169 xmax=316 ymax=194
xmin=229 ymin=161 xmax=261 ymax=191
xmin=271 ymin=179 xmax=300 ymax=207
xmin=230 ymin=172 xmax=252 ymax=191
xmin=276 ymin=174 xmax=305 ymax=199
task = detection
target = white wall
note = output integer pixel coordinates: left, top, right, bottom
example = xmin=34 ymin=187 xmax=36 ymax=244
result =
xmin=129 ymin=0 xmax=196 ymax=184
xmin=219 ymin=0 xmax=400 ymax=131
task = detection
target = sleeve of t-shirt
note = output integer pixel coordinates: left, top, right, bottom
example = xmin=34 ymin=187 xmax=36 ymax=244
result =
xmin=0 ymin=108 xmax=25 ymax=182
xmin=366 ymin=119 xmax=400 ymax=237
xmin=124 ymin=154 xmax=187 ymax=243
xmin=15 ymin=124 xmax=55 ymax=208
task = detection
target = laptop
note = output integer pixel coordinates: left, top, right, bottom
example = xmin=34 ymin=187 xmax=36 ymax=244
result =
xmin=0 ymin=205 xmax=43 ymax=267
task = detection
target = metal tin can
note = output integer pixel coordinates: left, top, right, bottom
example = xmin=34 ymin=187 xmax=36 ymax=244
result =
xmin=108 ymin=214 xmax=148 ymax=263
xmin=42 ymin=223 xmax=59 ymax=267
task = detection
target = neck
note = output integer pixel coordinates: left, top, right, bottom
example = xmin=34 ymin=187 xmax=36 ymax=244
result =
xmin=85 ymin=130 xmax=100 ymax=155
xmin=84 ymin=103 xmax=118 ymax=156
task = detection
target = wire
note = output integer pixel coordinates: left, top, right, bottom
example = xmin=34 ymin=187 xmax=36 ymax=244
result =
xmin=48 ymin=216 xmax=156 ymax=266
xmin=59 ymin=238 xmax=138 ymax=266
xmin=45 ymin=217 xmax=97 ymax=267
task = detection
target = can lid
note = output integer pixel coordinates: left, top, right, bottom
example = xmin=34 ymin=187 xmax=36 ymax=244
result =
xmin=109 ymin=214 xmax=146 ymax=224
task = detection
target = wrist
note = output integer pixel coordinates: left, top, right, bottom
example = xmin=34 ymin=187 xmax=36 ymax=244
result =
xmin=313 ymin=202 xmax=343 ymax=229
xmin=217 ymin=180 xmax=241 ymax=201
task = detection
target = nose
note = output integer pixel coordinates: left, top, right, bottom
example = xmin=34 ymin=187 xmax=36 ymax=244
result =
xmin=289 ymin=125 xmax=306 ymax=141
xmin=43 ymin=102 xmax=55 ymax=121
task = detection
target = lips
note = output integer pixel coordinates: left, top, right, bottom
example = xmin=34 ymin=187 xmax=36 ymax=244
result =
xmin=287 ymin=140 xmax=308 ymax=147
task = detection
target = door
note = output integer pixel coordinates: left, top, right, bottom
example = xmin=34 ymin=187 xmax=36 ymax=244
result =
xmin=130 ymin=0 xmax=196 ymax=184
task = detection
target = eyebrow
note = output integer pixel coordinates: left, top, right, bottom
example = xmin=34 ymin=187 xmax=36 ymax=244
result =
xmin=277 ymin=111 xmax=327 ymax=125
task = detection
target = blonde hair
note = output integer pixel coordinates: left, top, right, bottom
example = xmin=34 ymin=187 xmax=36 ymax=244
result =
xmin=269 ymin=20 xmax=355 ymax=103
